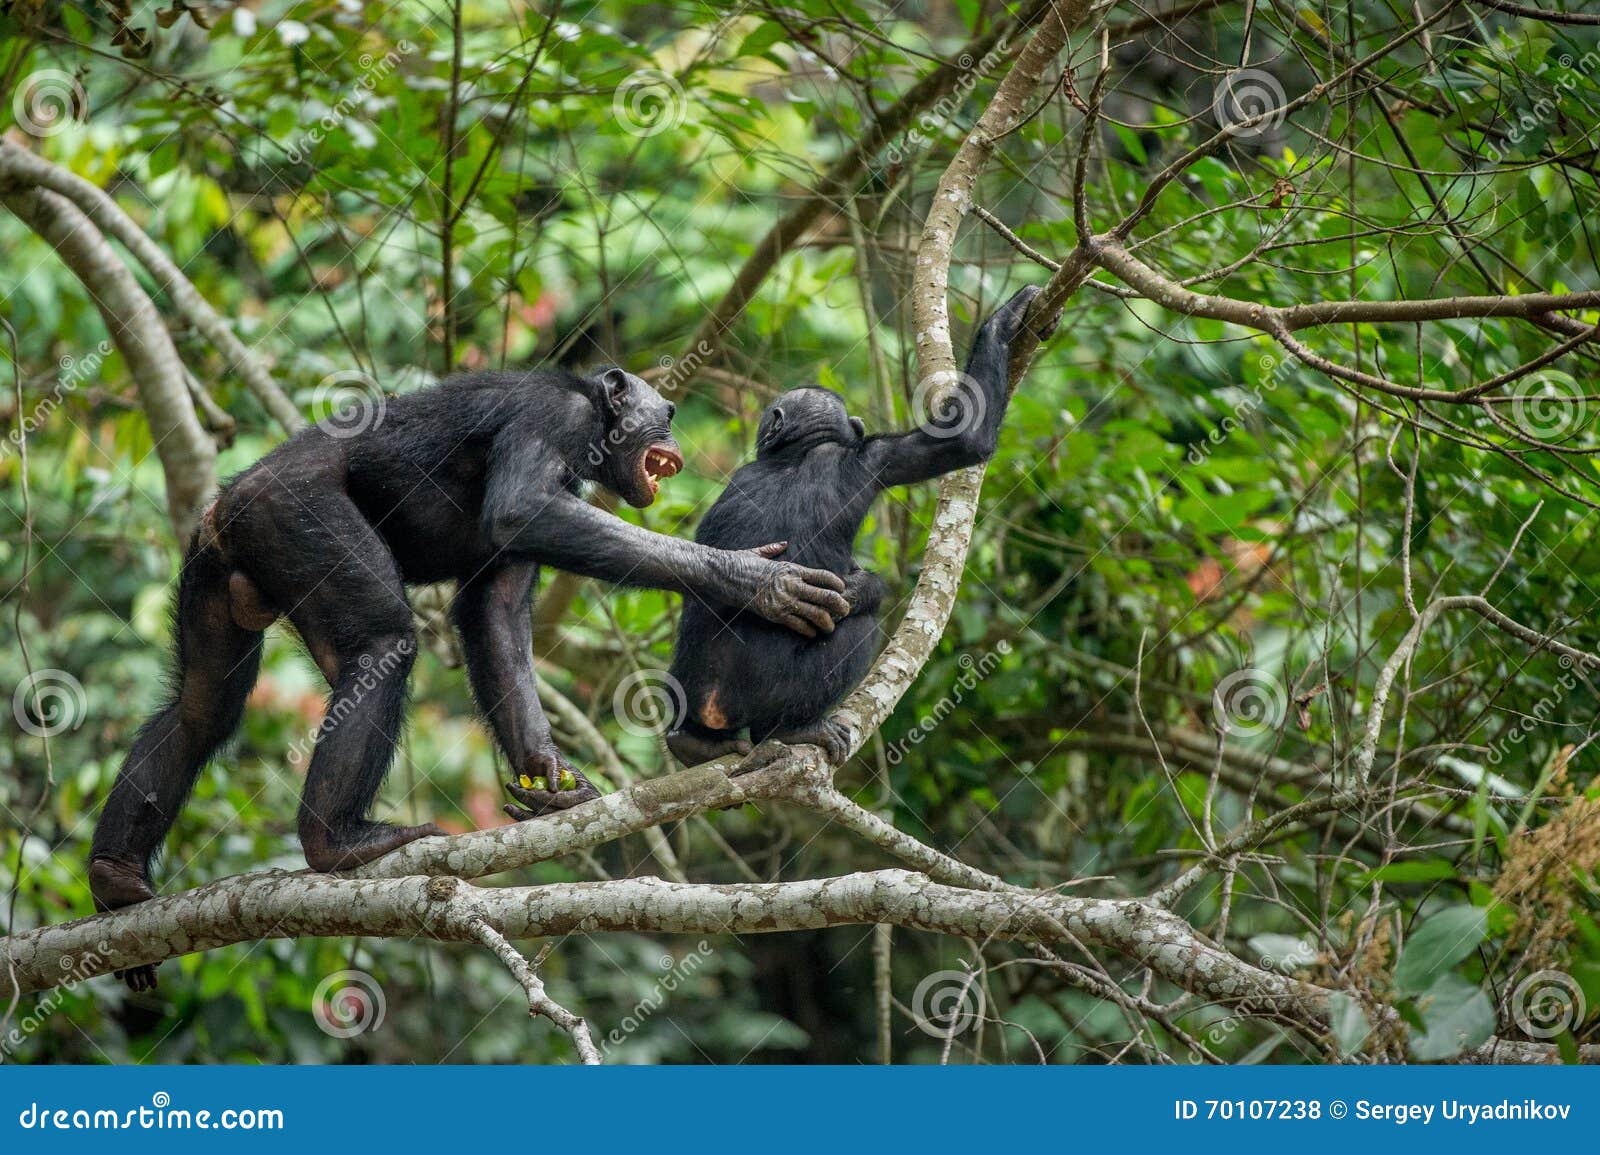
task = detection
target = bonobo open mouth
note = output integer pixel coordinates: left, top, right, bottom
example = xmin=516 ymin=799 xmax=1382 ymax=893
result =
xmin=641 ymin=443 xmax=684 ymax=496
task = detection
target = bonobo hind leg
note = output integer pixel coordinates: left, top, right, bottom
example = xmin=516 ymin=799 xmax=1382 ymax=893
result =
xmin=89 ymin=542 xmax=264 ymax=990
xmin=452 ymin=564 xmax=600 ymax=821
xmin=275 ymin=497 xmax=443 ymax=871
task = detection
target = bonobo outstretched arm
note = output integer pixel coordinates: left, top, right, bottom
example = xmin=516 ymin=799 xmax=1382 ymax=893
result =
xmin=483 ymin=448 xmax=850 ymax=637
xmin=860 ymin=286 xmax=1051 ymax=490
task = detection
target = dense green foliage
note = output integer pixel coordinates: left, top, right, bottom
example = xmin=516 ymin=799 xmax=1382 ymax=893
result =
xmin=3 ymin=0 xmax=1599 ymax=1063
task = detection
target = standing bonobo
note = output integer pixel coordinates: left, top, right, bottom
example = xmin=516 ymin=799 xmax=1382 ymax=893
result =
xmin=666 ymin=286 xmax=1049 ymax=766
xmin=90 ymin=366 xmax=848 ymax=988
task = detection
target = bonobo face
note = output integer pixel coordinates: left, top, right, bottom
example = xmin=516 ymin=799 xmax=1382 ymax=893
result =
xmin=755 ymin=387 xmax=866 ymax=457
xmin=589 ymin=367 xmax=683 ymax=508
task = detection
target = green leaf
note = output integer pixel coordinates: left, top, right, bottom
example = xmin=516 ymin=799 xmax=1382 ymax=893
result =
xmin=737 ymin=20 xmax=788 ymax=57
xmin=1409 ymin=974 xmax=1496 ymax=1060
xmin=1247 ymin=934 xmax=1316 ymax=973
xmin=1394 ymin=906 xmax=1489 ymax=996
xmin=1358 ymin=859 xmax=1459 ymax=885
xmin=1329 ymin=992 xmax=1372 ymax=1058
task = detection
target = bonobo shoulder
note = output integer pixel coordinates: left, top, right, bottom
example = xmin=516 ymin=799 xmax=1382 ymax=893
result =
xmin=443 ymin=366 xmax=589 ymax=394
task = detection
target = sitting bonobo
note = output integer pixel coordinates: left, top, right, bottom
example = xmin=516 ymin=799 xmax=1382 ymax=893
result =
xmin=666 ymin=286 xmax=1048 ymax=766
xmin=89 ymin=365 xmax=849 ymax=989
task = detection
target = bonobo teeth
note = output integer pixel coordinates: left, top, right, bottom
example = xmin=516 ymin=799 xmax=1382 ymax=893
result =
xmin=643 ymin=446 xmax=682 ymax=482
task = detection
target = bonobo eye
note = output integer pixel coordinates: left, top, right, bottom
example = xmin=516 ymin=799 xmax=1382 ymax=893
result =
xmin=666 ymin=402 xmax=677 ymax=422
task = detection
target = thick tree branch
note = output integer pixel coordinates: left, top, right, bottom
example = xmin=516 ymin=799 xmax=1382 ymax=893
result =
xmin=0 ymin=869 xmax=1323 ymax=1031
xmin=833 ymin=1 xmax=1094 ymax=757
xmin=1 ymin=185 xmax=215 ymax=537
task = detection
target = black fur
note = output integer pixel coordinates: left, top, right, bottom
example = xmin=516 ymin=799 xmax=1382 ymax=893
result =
xmin=89 ymin=365 xmax=850 ymax=983
xmin=665 ymin=287 xmax=1044 ymax=766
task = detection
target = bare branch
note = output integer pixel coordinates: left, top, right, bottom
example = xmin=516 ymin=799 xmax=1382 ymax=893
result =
xmin=1 ymin=185 xmax=215 ymax=537
xmin=0 ymin=142 xmax=304 ymax=435
xmin=465 ymin=908 xmax=601 ymax=1064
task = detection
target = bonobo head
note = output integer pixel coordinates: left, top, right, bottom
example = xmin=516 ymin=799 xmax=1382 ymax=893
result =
xmin=586 ymin=366 xmax=683 ymax=508
xmin=755 ymin=387 xmax=866 ymax=458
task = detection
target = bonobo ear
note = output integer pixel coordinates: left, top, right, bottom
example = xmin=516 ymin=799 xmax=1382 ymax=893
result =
xmin=601 ymin=367 xmax=629 ymax=414
xmin=756 ymin=405 xmax=785 ymax=451
xmin=849 ymin=416 xmax=866 ymax=441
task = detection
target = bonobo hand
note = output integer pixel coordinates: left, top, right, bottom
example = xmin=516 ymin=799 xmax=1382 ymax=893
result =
xmin=733 ymin=541 xmax=849 ymax=637
xmin=982 ymin=285 xmax=1058 ymax=348
xmin=503 ymin=747 xmax=601 ymax=820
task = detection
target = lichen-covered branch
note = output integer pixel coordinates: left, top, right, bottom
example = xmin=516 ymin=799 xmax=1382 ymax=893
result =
xmin=832 ymin=0 xmax=1093 ymax=755
xmin=0 ymin=868 xmax=1324 ymax=1031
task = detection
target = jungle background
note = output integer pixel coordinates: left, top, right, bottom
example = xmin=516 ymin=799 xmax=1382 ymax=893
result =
xmin=3 ymin=0 xmax=1600 ymax=1065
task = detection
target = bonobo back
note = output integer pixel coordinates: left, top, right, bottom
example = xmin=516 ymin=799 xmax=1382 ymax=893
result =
xmin=665 ymin=286 xmax=1048 ymax=767
xmin=694 ymin=444 xmax=867 ymax=575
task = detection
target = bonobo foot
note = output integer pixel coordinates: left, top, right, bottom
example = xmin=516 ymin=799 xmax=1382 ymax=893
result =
xmin=503 ymin=750 xmax=601 ymax=820
xmin=665 ymin=727 xmax=751 ymax=767
xmin=88 ymin=857 xmax=160 ymax=993
xmin=301 ymin=820 xmax=447 ymax=873
xmin=770 ymin=717 xmax=854 ymax=764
